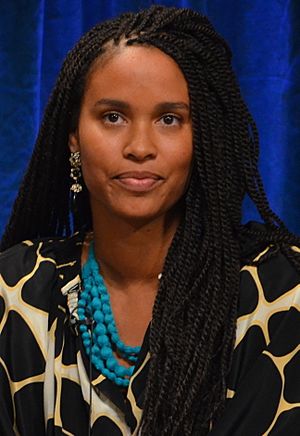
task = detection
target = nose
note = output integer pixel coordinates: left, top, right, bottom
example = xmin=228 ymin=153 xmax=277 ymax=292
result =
xmin=123 ymin=122 xmax=157 ymax=161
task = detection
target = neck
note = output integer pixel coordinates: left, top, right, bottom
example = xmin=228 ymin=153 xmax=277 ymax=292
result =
xmin=88 ymin=204 xmax=182 ymax=289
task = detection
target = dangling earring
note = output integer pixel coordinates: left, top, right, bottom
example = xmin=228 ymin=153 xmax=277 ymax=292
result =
xmin=69 ymin=151 xmax=86 ymax=228
xmin=69 ymin=151 xmax=82 ymax=195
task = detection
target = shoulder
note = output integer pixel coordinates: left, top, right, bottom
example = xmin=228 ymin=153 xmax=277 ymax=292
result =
xmin=237 ymin=221 xmax=300 ymax=351
xmin=237 ymin=224 xmax=300 ymax=354
xmin=224 ymin=230 xmax=300 ymax=430
xmin=217 ymin=238 xmax=300 ymax=433
xmin=239 ymin=244 xmax=300 ymax=315
xmin=239 ymin=220 xmax=300 ymax=313
xmin=0 ymin=232 xmax=83 ymax=291
xmin=239 ymin=221 xmax=300 ymax=304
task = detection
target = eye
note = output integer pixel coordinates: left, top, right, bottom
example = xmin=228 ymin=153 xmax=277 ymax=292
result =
xmin=103 ymin=112 xmax=126 ymax=124
xmin=159 ymin=114 xmax=182 ymax=126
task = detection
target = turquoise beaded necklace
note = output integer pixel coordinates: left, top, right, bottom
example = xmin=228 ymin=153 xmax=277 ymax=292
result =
xmin=78 ymin=242 xmax=141 ymax=387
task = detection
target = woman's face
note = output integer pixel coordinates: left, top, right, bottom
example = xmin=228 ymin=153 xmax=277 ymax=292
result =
xmin=69 ymin=45 xmax=193 ymax=224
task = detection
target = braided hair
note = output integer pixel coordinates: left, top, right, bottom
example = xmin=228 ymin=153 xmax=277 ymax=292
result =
xmin=2 ymin=6 xmax=300 ymax=435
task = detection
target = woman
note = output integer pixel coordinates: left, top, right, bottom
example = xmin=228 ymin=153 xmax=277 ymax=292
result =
xmin=1 ymin=5 xmax=300 ymax=436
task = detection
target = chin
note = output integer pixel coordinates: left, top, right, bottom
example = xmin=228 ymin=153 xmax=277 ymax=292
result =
xmin=90 ymin=193 xmax=183 ymax=226
xmin=115 ymin=202 xmax=182 ymax=227
xmin=118 ymin=210 xmax=164 ymax=225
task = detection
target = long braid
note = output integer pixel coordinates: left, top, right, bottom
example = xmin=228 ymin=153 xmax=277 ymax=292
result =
xmin=2 ymin=6 xmax=300 ymax=435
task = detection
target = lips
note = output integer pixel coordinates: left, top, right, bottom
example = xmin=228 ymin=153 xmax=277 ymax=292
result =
xmin=113 ymin=171 xmax=163 ymax=192
xmin=115 ymin=171 xmax=162 ymax=180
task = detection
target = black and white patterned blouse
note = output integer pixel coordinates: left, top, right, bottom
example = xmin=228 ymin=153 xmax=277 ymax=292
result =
xmin=0 ymin=228 xmax=300 ymax=435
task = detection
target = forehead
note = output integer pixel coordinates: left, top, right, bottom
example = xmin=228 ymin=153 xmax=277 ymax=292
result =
xmin=83 ymin=45 xmax=189 ymax=104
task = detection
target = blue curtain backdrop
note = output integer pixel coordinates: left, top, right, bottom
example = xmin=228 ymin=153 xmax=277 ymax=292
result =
xmin=0 ymin=0 xmax=299 ymax=236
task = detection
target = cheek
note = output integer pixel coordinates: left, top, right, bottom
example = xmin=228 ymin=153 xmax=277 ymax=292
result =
xmin=79 ymin=150 xmax=107 ymax=195
xmin=173 ymin=144 xmax=194 ymax=178
xmin=78 ymin=134 xmax=125 ymax=183
xmin=178 ymin=139 xmax=193 ymax=178
xmin=166 ymin=149 xmax=193 ymax=201
xmin=78 ymin=132 xmax=115 ymax=175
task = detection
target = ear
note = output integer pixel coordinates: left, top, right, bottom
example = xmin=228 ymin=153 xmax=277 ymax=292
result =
xmin=68 ymin=131 xmax=80 ymax=152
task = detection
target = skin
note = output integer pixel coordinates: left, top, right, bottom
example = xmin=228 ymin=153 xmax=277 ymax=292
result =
xmin=69 ymin=44 xmax=193 ymax=348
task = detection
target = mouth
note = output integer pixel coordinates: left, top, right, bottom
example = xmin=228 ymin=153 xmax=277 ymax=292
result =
xmin=113 ymin=171 xmax=164 ymax=193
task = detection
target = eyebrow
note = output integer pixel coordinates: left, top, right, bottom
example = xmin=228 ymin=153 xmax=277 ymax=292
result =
xmin=156 ymin=102 xmax=190 ymax=112
xmin=94 ymin=98 xmax=190 ymax=112
xmin=95 ymin=99 xmax=130 ymax=110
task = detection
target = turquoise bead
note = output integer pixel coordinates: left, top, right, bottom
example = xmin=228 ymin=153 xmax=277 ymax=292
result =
xmin=94 ymin=310 xmax=104 ymax=322
xmin=106 ymin=357 xmax=117 ymax=370
xmin=112 ymin=333 xmax=119 ymax=343
xmin=101 ymin=294 xmax=109 ymax=303
xmin=94 ymin=324 xmax=106 ymax=335
xmin=107 ymin=324 xmax=116 ymax=334
xmin=115 ymin=365 xmax=127 ymax=377
xmin=117 ymin=377 xmax=128 ymax=387
xmin=110 ymin=372 xmax=117 ymax=382
xmin=97 ymin=335 xmax=109 ymax=346
xmin=104 ymin=314 xmax=113 ymax=323
xmin=92 ymin=344 xmax=99 ymax=354
xmin=102 ymin=303 xmax=111 ymax=314
xmin=91 ymin=297 xmax=101 ymax=309
xmin=108 ymin=370 xmax=117 ymax=383
xmin=83 ymin=338 xmax=90 ymax=347
xmin=78 ymin=241 xmax=141 ymax=387
xmin=91 ymin=287 xmax=98 ymax=297
xmin=102 ymin=368 xmax=114 ymax=380
xmin=100 ymin=346 xmax=112 ymax=359
xmin=79 ymin=291 xmax=87 ymax=301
